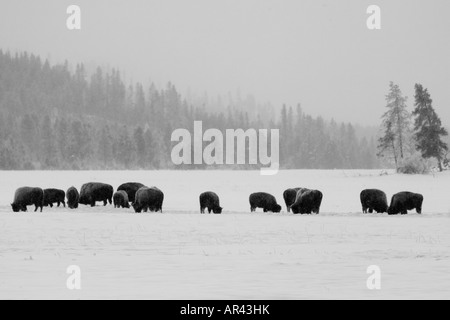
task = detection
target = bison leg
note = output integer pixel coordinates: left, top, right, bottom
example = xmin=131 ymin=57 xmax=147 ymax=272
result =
xmin=200 ymin=207 xmax=205 ymax=214
xmin=62 ymin=201 xmax=66 ymax=208
xmin=103 ymin=200 xmax=108 ymax=206
xmin=369 ymin=208 xmax=373 ymax=213
xmin=34 ymin=205 xmax=38 ymax=212
xmin=250 ymin=207 xmax=255 ymax=212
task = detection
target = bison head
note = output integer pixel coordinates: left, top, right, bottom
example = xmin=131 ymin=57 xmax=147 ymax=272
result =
xmin=273 ymin=204 xmax=282 ymax=213
xmin=387 ymin=206 xmax=396 ymax=215
xmin=213 ymin=206 xmax=223 ymax=214
xmin=132 ymin=202 xmax=142 ymax=213
xmin=11 ymin=203 xmax=25 ymax=212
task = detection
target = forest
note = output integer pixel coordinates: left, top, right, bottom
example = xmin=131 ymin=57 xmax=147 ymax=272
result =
xmin=0 ymin=50 xmax=379 ymax=170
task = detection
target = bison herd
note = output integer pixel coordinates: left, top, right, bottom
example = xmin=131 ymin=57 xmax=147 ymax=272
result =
xmin=10 ymin=183 xmax=424 ymax=216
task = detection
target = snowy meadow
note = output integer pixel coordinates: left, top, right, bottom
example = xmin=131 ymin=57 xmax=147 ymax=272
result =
xmin=0 ymin=170 xmax=449 ymax=299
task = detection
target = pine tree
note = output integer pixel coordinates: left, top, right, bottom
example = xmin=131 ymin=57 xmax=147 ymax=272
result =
xmin=378 ymin=82 xmax=411 ymax=170
xmin=40 ymin=115 xmax=58 ymax=168
xmin=413 ymin=84 xmax=448 ymax=171
xmin=377 ymin=120 xmax=398 ymax=169
xmin=134 ymin=126 xmax=146 ymax=168
xmin=56 ymin=118 xmax=69 ymax=163
xmin=98 ymin=125 xmax=113 ymax=167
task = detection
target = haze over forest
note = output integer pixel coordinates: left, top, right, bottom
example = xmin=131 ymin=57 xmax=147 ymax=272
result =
xmin=1 ymin=0 xmax=449 ymax=126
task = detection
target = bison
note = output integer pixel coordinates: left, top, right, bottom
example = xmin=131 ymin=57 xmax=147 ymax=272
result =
xmin=43 ymin=189 xmax=66 ymax=208
xmin=283 ymin=188 xmax=308 ymax=212
xmin=290 ymin=189 xmax=323 ymax=214
xmin=249 ymin=192 xmax=282 ymax=213
xmin=79 ymin=183 xmax=114 ymax=207
xmin=132 ymin=187 xmax=164 ymax=213
xmin=360 ymin=189 xmax=388 ymax=213
xmin=11 ymin=187 xmax=44 ymax=213
xmin=200 ymin=192 xmax=223 ymax=214
xmin=388 ymin=192 xmax=423 ymax=215
xmin=113 ymin=190 xmax=130 ymax=209
xmin=66 ymin=187 xmax=79 ymax=209
xmin=117 ymin=182 xmax=146 ymax=203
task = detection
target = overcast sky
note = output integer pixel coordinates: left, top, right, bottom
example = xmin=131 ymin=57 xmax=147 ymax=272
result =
xmin=0 ymin=0 xmax=449 ymax=125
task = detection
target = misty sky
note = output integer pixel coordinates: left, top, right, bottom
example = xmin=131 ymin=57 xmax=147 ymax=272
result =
xmin=0 ymin=0 xmax=449 ymax=125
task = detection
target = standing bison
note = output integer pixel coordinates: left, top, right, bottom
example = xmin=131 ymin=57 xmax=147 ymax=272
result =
xmin=132 ymin=187 xmax=164 ymax=213
xmin=249 ymin=192 xmax=282 ymax=213
xmin=283 ymin=188 xmax=307 ymax=212
xmin=360 ymin=189 xmax=388 ymax=213
xmin=290 ymin=189 xmax=323 ymax=214
xmin=113 ymin=190 xmax=130 ymax=209
xmin=200 ymin=192 xmax=223 ymax=214
xmin=117 ymin=182 xmax=146 ymax=203
xmin=43 ymin=189 xmax=66 ymax=208
xmin=79 ymin=183 xmax=114 ymax=207
xmin=388 ymin=192 xmax=423 ymax=215
xmin=66 ymin=187 xmax=79 ymax=209
xmin=11 ymin=187 xmax=44 ymax=213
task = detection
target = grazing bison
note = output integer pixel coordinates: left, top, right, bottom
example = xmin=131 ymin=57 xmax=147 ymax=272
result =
xmin=11 ymin=187 xmax=44 ymax=213
xmin=113 ymin=190 xmax=130 ymax=209
xmin=200 ymin=192 xmax=223 ymax=214
xmin=79 ymin=183 xmax=114 ymax=207
xmin=132 ymin=187 xmax=164 ymax=213
xmin=290 ymin=189 xmax=323 ymax=214
xmin=43 ymin=189 xmax=66 ymax=208
xmin=66 ymin=187 xmax=79 ymax=209
xmin=388 ymin=192 xmax=423 ymax=215
xmin=283 ymin=188 xmax=308 ymax=212
xmin=249 ymin=192 xmax=282 ymax=213
xmin=117 ymin=182 xmax=146 ymax=203
xmin=360 ymin=189 xmax=388 ymax=213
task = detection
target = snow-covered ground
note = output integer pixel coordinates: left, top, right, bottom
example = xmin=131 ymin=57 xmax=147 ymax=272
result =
xmin=0 ymin=170 xmax=449 ymax=299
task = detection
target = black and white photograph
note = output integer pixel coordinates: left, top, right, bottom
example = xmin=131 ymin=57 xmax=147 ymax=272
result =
xmin=1 ymin=0 xmax=449 ymax=303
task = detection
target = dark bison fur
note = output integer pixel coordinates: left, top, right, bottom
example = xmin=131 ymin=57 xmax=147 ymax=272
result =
xmin=79 ymin=183 xmax=114 ymax=207
xmin=132 ymin=187 xmax=164 ymax=213
xmin=249 ymin=192 xmax=282 ymax=213
xmin=388 ymin=192 xmax=423 ymax=215
xmin=43 ymin=189 xmax=66 ymax=208
xmin=113 ymin=190 xmax=130 ymax=209
xmin=283 ymin=188 xmax=308 ymax=212
xmin=360 ymin=189 xmax=388 ymax=213
xmin=66 ymin=187 xmax=80 ymax=209
xmin=290 ymin=189 xmax=323 ymax=214
xmin=117 ymin=182 xmax=146 ymax=203
xmin=11 ymin=187 xmax=44 ymax=213
xmin=200 ymin=192 xmax=223 ymax=214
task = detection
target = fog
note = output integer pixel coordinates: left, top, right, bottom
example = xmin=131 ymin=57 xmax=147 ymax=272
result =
xmin=1 ymin=0 xmax=449 ymax=125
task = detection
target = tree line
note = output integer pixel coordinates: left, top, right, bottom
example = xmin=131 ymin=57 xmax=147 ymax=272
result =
xmin=377 ymin=82 xmax=448 ymax=172
xmin=0 ymin=50 xmax=379 ymax=170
